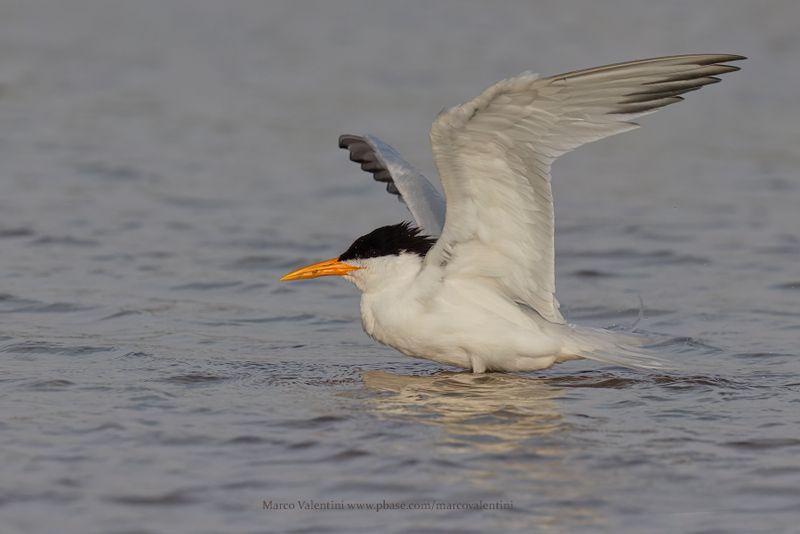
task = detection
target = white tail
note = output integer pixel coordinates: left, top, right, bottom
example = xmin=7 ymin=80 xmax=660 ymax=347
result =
xmin=561 ymin=325 xmax=670 ymax=370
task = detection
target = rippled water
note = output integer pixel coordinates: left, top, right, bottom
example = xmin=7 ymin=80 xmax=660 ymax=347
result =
xmin=2 ymin=1 xmax=799 ymax=533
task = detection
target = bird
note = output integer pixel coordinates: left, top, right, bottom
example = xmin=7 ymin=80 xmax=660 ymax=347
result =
xmin=280 ymin=54 xmax=744 ymax=373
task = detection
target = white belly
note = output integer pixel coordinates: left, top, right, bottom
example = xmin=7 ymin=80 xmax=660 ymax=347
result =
xmin=359 ymin=281 xmax=566 ymax=373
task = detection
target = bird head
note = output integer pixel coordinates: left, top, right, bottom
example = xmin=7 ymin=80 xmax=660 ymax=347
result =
xmin=280 ymin=222 xmax=436 ymax=292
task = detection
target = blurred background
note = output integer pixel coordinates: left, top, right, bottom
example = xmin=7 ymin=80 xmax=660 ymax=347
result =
xmin=1 ymin=1 xmax=798 ymax=533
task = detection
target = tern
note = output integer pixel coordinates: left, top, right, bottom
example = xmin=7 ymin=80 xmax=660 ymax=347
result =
xmin=281 ymin=54 xmax=743 ymax=373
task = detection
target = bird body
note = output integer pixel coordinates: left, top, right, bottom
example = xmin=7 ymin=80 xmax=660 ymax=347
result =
xmin=359 ymin=257 xmax=569 ymax=373
xmin=282 ymin=54 xmax=744 ymax=373
xmin=351 ymin=246 xmax=649 ymax=372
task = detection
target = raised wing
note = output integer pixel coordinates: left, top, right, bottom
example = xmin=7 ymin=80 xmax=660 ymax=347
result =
xmin=339 ymin=134 xmax=445 ymax=236
xmin=426 ymin=54 xmax=744 ymax=323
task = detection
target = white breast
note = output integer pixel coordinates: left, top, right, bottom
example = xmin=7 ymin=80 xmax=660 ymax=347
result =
xmin=358 ymin=274 xmax=563 ymax=372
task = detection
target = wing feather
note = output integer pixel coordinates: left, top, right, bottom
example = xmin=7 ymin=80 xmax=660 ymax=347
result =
xmin=339 ymin=134 xmax=445 ymax=235
xmin=426 ymin=54 xmax=744 ymax=323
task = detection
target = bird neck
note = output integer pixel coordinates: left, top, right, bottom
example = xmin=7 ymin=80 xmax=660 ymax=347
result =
xmin=348 ymin=253 xmax=424 ymax=294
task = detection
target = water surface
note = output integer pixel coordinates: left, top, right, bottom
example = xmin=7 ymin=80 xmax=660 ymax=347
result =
xmin=1 ymin=1 xmax=799 ymax=533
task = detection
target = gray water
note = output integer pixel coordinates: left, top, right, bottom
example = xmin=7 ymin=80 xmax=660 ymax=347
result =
xmin=1 ymin=1 xmax=799 ymax=533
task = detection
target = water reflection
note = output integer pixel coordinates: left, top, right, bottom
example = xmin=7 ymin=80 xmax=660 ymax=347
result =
xmin=362 ymin=371 xmax=606 ymax=531
xmin=362 ymin=370 xmax=565 ymax=453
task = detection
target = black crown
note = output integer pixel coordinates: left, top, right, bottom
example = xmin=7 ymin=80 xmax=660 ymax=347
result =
xmin=339 ymin=222 xmax=436 ymax=261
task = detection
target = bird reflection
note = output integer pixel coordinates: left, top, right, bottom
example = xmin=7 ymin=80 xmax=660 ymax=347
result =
xmin=362 ymin=370 xmax=565 ymax=453
xmin=361 ymin=370 xmax=607 ymax=530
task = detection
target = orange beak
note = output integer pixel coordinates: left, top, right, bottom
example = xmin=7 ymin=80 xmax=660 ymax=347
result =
xmin=279 ymin=257 xmax=360 ymax=281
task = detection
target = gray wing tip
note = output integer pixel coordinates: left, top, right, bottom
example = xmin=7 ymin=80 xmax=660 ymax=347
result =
xmin=706 ymin=53 xmax=747 ymax=62
xmin=651 ymin=53 xmax=747 ymax=64
xmin=338 ymin=134 xmax=365 ymax=149
xmin=611 ymin=55 xmax=743 ymax=115
xmin=555 ymin=53 xmax=746 ymax=83
xmin=687 ymin=53 xmax=746 ymax=64
xmin=338 ymin=133 xmax=403 ymax=199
